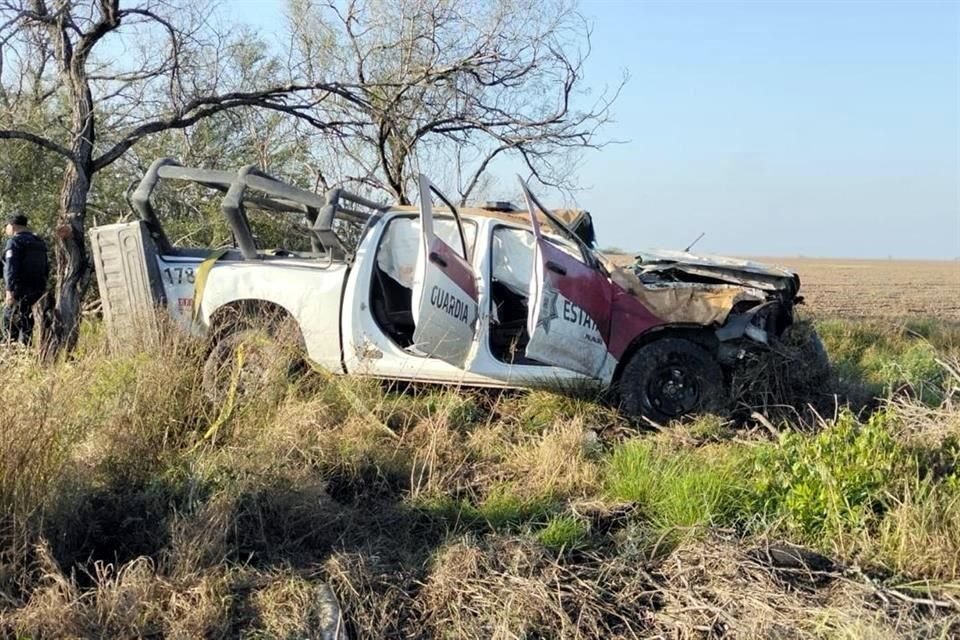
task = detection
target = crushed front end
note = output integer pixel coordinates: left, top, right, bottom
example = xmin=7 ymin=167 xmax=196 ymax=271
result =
xmin=613 ymin=250 xmax=827 ymax=373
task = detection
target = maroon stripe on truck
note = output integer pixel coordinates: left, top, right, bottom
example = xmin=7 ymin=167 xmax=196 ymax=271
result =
xmin=430 ymin=238 xmax=478 ymax=301
xmin=538 ymin=240 xmax=612 ymax=340
xmin=539 ymin=239 xmax=663 ymax=361
xmin=607 ymin=288 xmax=663 ymax=360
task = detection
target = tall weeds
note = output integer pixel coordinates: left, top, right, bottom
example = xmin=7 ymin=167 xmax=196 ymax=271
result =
xmin=0 ymin=316 xmax=958 ymax=637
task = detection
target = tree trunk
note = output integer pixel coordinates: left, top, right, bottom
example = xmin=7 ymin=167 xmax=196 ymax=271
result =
xmin=49 ymin=162 xmax=90 ymax=354
xmin=45 ymin=67 xmax=96 ymax=355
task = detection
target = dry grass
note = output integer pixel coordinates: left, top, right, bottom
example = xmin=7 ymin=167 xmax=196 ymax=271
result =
xmin=8 ymin=542 xmax=233 ymax=638
xmin=250 ymin=572 xmax=346 ymax=639
xmin=499 ymin=418 xmax=603 ymax=499
xmin=418 ymin=535 xmax=655 ymax=638
xmin=328 ymin=531 xmax=960 ymax=639
xmin=2 ymin=315 xmax=960 ymax=637
xmin=650 ymin=535 xmax=960 ymax=639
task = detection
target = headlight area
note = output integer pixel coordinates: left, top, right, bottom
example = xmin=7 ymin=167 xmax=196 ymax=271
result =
xmin=714 ymin=299 xmax=795 ymax=365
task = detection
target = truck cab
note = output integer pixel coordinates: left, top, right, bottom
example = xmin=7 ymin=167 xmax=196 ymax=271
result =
xmin=340 ymin=175 xmax=661 ymax=389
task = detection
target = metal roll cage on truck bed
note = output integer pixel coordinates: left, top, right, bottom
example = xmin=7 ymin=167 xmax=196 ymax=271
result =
xmin=90 ymin=157 xmax=828 ymax=425
xmin=129 ymin=157 xmax=385 ymax=261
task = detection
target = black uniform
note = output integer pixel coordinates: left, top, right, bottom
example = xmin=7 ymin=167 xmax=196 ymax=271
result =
xmin=2 ymin=231 xmax=49 ymax=344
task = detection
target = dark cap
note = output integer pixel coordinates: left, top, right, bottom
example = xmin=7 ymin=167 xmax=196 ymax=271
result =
xmin=6 ymin=213 xmax=28 ymax=227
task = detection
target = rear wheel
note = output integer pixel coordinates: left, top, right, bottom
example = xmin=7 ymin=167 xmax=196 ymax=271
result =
xmin=618 ymin=338 xmax=727 ymax=423
xmin=202 ymin=319 xmax=305 ymax=405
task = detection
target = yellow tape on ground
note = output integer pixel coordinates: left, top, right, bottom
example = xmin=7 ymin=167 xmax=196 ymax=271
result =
xmin=198 ymin=341 xmax=245 ymax=446
xmin=192 ymin=247 xmax=230 ymax=322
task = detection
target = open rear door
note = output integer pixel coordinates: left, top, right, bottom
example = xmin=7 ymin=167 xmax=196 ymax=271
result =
xmin=411 ymin=174 xmax=479 ymax=366
xmin=520 ymin=178 xmax=614 ymax=379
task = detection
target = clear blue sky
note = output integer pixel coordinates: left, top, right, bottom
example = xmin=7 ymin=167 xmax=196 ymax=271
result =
xmin=227 ymin=0 xmax=960 ymax=259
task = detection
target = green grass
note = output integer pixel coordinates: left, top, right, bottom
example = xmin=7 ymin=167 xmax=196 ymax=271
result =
xmin=606 ymin=440 xmax=748 ymax=541
xmin=411 ymin=485 xmax=561 ymax=534
xmin=536 ymin=513 xmax=591 ymax=551
xmin=818 ymin=317 xmax=952 ymax=404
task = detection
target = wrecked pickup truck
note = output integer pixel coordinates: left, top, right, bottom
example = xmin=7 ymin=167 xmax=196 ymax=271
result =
xmin=89 ymin=158 xmax=827 ymax=422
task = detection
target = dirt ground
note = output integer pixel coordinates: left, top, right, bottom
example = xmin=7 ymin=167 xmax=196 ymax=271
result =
xmin=755 ymin=257 xmax=960 ymax=321
xmin=610 ymin=254 xmax=960 ymax=321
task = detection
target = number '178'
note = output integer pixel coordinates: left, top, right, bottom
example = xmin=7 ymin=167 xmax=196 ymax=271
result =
xmin=163 ymin=267 xmax=195 ymax=285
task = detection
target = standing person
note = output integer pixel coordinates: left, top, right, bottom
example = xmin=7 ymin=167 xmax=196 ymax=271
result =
xmin=2 ymin=213 xmax=49 ymax=344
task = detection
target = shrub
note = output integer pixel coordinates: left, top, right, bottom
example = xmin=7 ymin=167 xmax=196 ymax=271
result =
xmin=747 ymin=409 xmax=905 ymax=547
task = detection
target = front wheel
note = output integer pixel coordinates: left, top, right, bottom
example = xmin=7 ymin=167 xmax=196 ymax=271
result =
xmin=617 ymin=338 xmax=727 ymax=424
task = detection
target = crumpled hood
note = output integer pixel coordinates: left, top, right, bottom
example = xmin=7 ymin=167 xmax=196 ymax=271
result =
xmin=634 ymin=249 xmax=796 ymax=279
xmin=631 ymin=249 xmax=800 ymax=295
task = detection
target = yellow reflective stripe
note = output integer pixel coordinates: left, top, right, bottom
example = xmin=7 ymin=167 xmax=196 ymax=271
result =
xmin=192 ymin=248 xmax=230 ymax=322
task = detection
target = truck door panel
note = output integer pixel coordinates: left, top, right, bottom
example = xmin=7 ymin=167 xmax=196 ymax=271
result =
xmin=519 ymin=178 xmax=616 ymax=380
xmin=410 ymin=175 xmax=480 ymax=367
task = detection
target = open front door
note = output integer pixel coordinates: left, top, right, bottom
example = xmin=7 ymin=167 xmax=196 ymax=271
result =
xmin=411 ymin=174 xmax=479 ymax=366
xmin=520 ymin=178 xmax=615 ymax=379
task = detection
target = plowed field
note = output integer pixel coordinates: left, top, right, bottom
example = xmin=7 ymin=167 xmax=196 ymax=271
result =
xmin=755 ymin=258 xmax=960 ymax=321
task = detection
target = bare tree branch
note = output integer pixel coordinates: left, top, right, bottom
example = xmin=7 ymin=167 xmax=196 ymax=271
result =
xmin=92 ymin=82 xmax=368 ymax=170
xmin=0 ymin=128 xmax=75 ymax=160
xmin=458 ymin=142 xmax=512 ymax=205
xmin=289 ymin=0 xmax=623 ymax=203
xmin=72 ymin=0 xmax=119 ymax=65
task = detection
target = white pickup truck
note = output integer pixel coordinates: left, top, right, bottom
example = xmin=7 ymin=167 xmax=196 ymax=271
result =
xmin=89 ymin=159 xmax=824 ymax=422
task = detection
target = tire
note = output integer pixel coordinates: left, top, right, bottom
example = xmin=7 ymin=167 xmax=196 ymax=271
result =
xmin=618 ymin=338 xmax=727 ymax=424
xmin=202 ymin=322 xmax=304 ymax=405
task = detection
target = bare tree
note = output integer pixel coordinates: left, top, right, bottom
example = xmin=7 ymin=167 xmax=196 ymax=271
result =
xmin=0 ymin=0 xmax=365 ymax=350
xmin=287 ymin=0 xmax=622 ymax=205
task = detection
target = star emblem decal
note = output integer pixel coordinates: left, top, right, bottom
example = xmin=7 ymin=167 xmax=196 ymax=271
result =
xmin=536 ymin=280 xmax=560 ymax=334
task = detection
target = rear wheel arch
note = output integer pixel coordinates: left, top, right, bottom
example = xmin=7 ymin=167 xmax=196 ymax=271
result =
xmin=206 ymin=299 xmax=302 ymax=345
